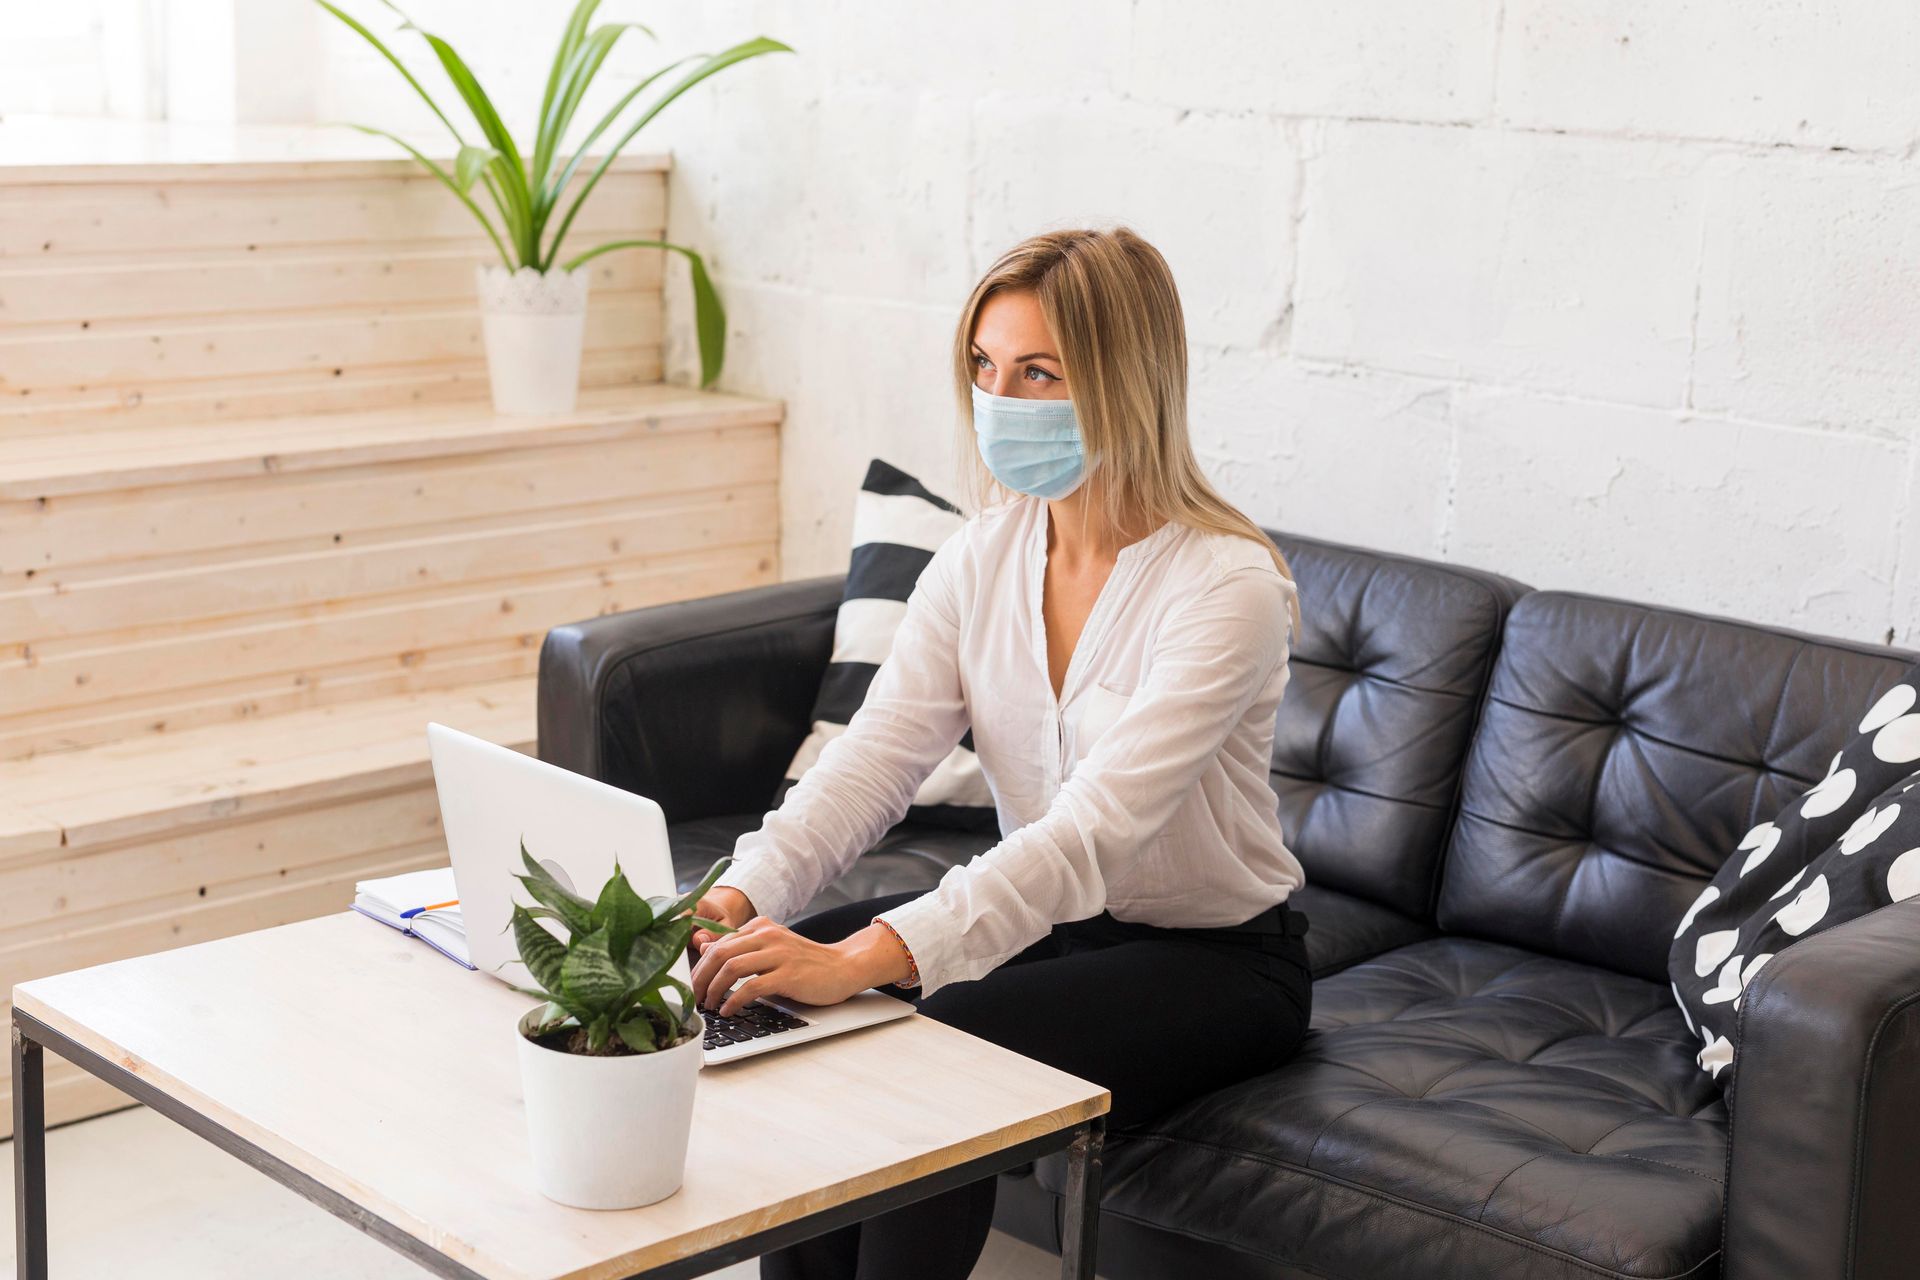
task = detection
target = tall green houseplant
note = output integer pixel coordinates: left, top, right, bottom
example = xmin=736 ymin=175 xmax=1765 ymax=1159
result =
xmin=317 ymin=0 xmax=790 ymax=388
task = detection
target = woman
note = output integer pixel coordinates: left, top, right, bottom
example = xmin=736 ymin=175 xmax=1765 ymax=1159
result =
xmin=688 ymin=226 xmax=1312 ymax=1279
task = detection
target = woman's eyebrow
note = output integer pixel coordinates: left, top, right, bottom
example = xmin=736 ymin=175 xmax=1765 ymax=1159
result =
xmin=971 ymin=344 xmax=1060 ymax=363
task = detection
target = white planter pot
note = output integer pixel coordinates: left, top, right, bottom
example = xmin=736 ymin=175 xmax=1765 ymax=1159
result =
xmin=515 ymin=1006 xmax=704 ymax=1210
xmin=476 ymin=265 xmax=590 ymax=415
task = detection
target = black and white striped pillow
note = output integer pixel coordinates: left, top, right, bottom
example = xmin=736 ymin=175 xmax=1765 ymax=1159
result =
xmin=771 ymin=459 xmax=997 ymax=833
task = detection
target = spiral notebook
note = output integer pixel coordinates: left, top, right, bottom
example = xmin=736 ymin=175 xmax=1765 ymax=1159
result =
xmin=351 ymin=866 xmax=474 ymax=969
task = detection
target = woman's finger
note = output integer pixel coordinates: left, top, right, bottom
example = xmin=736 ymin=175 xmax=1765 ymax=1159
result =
xmin=690 ymin=929 xmax=758 ymax=1005
xmin=718 ymin=972 xmax=775 ymax=1018
xmin=705 ymin=950 xmax=777 ymax=1010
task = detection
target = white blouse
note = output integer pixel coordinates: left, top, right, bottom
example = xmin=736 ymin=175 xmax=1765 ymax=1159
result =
xmin=713 ymin=492 xmax=1306 ymax=998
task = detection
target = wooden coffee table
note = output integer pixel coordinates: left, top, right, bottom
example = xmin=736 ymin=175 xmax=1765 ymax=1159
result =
xmin=10 ymin=912 xmax=1110 ymax=1279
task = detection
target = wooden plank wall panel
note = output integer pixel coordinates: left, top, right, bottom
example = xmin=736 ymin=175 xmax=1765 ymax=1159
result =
xmin=6 ymin=674 xmax=539 ymax=850
xmin=0 ymin=453 xmax=779 ymax=758
xmin=9 ymin=295 xmax=659 ymax=388
xmin=0 ymin=346 xmax=663 ymax=432
xmin=0 ymin=162 xmax=668 ymax=430
xmin=1 ymin=533 xmax=777 ymax=760
xmin=0 ymin=242 xmax=658 ymax=325
xmin=3 ymin=416 xmax=770 ymax=567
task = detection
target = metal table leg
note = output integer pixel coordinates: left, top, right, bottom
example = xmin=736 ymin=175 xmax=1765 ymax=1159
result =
xmin=13 ymin=1025 xmax=47 ymax=1280
xmin=1059 ymin=1116 xmax=1104 ymax=1280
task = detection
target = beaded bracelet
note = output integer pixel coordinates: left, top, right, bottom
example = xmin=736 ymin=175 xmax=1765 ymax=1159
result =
xmin=871 ymin=917 xmax=921 ymax=989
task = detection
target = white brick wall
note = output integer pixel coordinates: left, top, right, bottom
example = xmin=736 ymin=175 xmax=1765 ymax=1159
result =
xmin=305 ymin=2 xmax=1920 ymax=647
xmin=1449 ymin=389 xmax=1907 ymax=638
xmin=1293 ymin=123 xmax=1707 ymax=407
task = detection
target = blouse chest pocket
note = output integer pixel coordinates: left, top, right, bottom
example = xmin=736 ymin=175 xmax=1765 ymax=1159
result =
xmin=1067 ymin=680 xmax=1135 ymax=761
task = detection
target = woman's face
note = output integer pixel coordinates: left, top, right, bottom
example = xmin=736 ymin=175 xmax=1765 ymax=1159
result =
xmin=970 ymin=289 xmax=1069 ymax=400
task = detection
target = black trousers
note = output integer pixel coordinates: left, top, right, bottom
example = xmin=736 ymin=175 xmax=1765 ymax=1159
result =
xmin=759 ymin=891 xmax=1314 ymax=1280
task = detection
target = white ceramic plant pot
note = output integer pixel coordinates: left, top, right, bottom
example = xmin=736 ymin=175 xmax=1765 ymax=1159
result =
xmin=476 ymin=265 xmax=590 ymax=415
xmin=515 ymin=1006 xmax=704 ymax=1210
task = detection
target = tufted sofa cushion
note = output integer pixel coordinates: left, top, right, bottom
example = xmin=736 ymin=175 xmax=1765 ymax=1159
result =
xmin=1439 ymin=592 xmax=1920 ymax=982
xmin=1268 ymin=532 xmax=1528 ymax=927
xmin=1048 ymin=936 xmax=1728 ymax=1280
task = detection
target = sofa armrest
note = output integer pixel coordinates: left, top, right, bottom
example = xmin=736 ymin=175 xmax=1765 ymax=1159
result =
xmin=1722 ymin=895 xmax=1920 ymax=1279
xmin=536 ymin=574 xmax=845 ymax=823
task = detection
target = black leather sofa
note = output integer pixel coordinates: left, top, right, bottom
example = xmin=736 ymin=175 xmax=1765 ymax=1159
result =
xmin=537 ymin=529 xmax=1920 ymax=1280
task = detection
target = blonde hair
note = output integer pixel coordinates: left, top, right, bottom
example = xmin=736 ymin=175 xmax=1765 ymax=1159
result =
xmin=950 ymin=225 xmax=1303 ymax=638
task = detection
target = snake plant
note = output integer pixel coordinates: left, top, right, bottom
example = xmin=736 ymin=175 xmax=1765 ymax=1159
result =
xmin=508 ymin=839 xmax=734 ymax=1054
xmin=315 ymin=0 xmax=792 ymax=387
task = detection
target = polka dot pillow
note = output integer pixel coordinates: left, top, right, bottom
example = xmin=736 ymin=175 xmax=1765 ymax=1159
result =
xmin=1669 ymin=664 xmax=1920 ymax=1091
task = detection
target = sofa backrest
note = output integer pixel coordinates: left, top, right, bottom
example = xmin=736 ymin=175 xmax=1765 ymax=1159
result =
xmin=1437 ymin=590 xmax=1920 ymax=982
xmin=1265 ymin=530 xmax=1530 ymax=923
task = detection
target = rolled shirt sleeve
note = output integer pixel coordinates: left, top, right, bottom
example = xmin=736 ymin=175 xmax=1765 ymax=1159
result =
xmin=877 ymin=563 xmax=1295 ymax=997
xmin=713 ymin=528 xmax=972 ymax=923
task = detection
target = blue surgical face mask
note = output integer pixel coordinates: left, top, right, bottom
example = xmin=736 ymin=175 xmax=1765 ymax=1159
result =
xmin=971 ymin=382 xmax=1092 ymax=500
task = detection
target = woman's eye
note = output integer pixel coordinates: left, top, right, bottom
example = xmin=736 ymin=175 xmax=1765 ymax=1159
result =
xmin=972 ymin=353 xmax=991 ymax=370
xmin=1025 ymin=365 xmax=1058 ymax=382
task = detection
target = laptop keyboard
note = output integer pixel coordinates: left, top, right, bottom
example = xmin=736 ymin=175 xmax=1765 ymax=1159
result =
xmin=702 ymin=1000 xmax=811 ymax=1051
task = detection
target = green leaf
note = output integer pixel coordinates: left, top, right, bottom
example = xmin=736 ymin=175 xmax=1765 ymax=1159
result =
xmin=500 ymin=979 xmax=592 ymax=1026
xmin=645 ymin=988 xmax=693 ymax=1036
xmin=662 ymin=855 xmax=734 ymax=924
xmin=624 ymin=916 xmax=693 ymax=991
xmin=335 ymin=124 xmax=511 ymax=268
xmin=563 ymin=240 xmax=726 ymax=387
xmin=560 ymin=926 xmax=632 ymax=1016
xmin=537 ymin=0 xmax=602 ymax=143
xmin=585 ymin=1014 xmax=612 ymax=1052
xmin=526 ymin=1000 xmax=575 ymax=1038
xmin=509 ymin=903 xmax=567 ymax=994
xmin=542 ymin=37 xmax=791 ymax=269
xmin=517 ymin=837 xmax=595 ymax=936
xmin=590 ymin=860 xmax=653 ymax=961
xmin=540 ymin=54 xmax=696 ymax=230
xmin=614 ymin=1008 xmax=663 ymax=1053
xmin=422 ymin=31 xmax=529 ymax=252
xmin=312 ymin=0 xmax=467 ymax=144
xmin=650 ymin=980 xmax=694 ymax=1033
xmin=382 ymin=1 xmax=536 ymax=264
xmin=453 ymin=144 xmax=499 ymax=193
xmin=689 ymin=916 xmax=735 ymax=935
xmin=535 ymin=20 xmax=656 ymax=194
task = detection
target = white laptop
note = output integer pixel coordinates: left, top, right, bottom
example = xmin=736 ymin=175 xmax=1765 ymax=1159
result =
xmin=424 ymin=722 xmax=915 ymax=1064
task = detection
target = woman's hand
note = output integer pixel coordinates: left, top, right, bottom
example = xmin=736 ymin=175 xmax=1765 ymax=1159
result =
xmin=690 ymin=886 xmax=755 ymax=956
xmin=689 ymin=918 xmax=914 ymax=1017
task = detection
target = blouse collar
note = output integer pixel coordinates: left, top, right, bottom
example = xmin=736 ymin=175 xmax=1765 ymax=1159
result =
xmin=1031 ymin=495 xmax=1180 ymax=564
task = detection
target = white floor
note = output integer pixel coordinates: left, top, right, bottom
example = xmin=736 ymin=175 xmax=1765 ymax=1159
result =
xmin=0 ymin=1106 xmax=1062 ymax=1279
